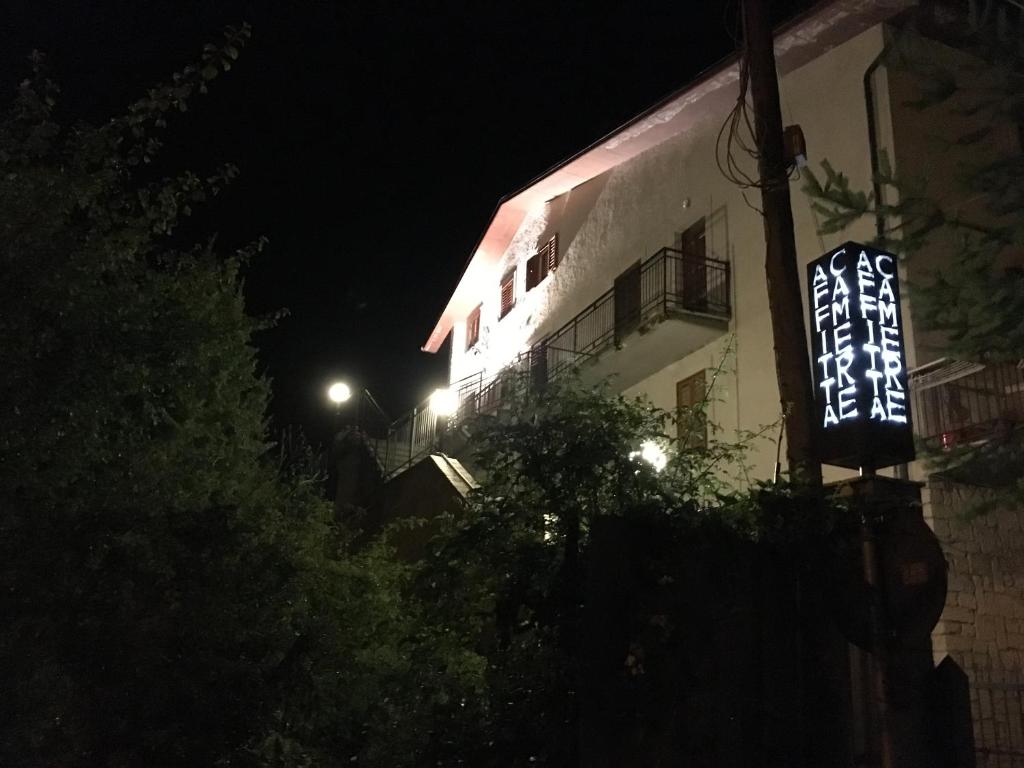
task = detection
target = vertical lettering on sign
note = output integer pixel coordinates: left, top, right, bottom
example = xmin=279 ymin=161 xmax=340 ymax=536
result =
xmin=807 ymin=243 xmax=913 ymax=468
xmin=811 ymin=259 xmax=838 ymax=426
xmin=806 ymin=243 xmax=913 ymax=468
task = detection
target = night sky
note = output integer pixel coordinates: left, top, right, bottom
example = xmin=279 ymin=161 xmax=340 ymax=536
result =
xmin=3 ymin=0 xmax=812 ymax=447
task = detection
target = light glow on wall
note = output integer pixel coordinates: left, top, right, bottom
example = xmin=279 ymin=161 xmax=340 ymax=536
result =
xmin=448 ymin=207 xmax=554 ymax=390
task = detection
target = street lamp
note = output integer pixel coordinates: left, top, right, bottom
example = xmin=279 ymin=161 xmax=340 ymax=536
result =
xmin=630 ymin=440 xmax=668 ymax=472
xmin=327 ymin=381 xmax=352 ymax=405
xmin=639 ymin=440 xmax=668 ymax=472
xmin=429 ymin=387 xmax=458 ymax=417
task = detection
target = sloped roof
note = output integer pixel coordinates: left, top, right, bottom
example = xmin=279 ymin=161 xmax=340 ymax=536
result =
xmin=423 ymin=0 xmax=910 ymax=353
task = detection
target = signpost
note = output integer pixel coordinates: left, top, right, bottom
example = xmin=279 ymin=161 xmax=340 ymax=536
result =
xmin=807 ymin=241 xmax=915 ymax=470
xmin=808 ymin=243 xmax=948 ymax=768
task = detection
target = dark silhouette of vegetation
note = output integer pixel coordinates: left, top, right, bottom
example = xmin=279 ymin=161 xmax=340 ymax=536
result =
xmin=0 ymin=31 xmax=458 ymax=767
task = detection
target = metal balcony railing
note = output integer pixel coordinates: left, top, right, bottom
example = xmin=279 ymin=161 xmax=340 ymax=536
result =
xmin=910 ymin=360 xmax=1024 ymax=450
xmin=451 ymin=247 xmax=730 ymax=424
xmin=540 ymin=247 xmax=730 ymax=382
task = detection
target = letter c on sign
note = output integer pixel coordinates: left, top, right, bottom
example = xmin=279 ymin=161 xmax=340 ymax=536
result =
xmin=875 ymin=254 xmax=895 ymax=279
xmin=830 ymin=249 xmax=847 ymax=277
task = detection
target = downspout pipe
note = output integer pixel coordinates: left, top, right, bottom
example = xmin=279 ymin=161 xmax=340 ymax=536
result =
xmin=864 ymin=38 xmax=911 ymax=483
xmin=863 ymin=44 xmax=888 ymax=244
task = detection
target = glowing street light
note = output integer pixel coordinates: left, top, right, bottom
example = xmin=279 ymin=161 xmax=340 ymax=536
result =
xmin=640 ymin=441 xmax=668 ymax=472
xmin=630 ymin=440 xmax=668 ymax=472
xmin=327 ymin=381 xmax=352 ymax=405
xmin=429 ymin=387 xmax=458 ymax=417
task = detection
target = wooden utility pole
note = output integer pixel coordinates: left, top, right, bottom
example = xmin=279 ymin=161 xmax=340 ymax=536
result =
xmin=741 ymin=5 xmax=848 ymax=768
xmin=741 ymin=0 xmax=821 ymax=487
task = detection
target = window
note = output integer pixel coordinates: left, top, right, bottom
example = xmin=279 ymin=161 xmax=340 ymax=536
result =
xmin=526 ymin=254 xmax=541 ymax=291
xmin=678 ymin=217 xmax=708 ymax=311
xmin=526 ymin=234 xmax=560 ymax=292
xmin=676 ymin=370 xmax=708 ymax=451
xmin=614 ymin=261 xmax=642 ymax=343
xmin=499 ymin=269 xmax=516 ymax=319
xmin=465 ymin=304 xmax=481 ymax=350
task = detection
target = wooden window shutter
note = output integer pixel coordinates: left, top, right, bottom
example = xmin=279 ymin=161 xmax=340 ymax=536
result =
xmin=526 ymin=254 xmax=541 ymax=291
xmin=466 ymin=304 xmax=481 ymax=350
xmin=679 ymin=218 xmax=708 ymax=311
xmin=680 ymin=218 xmax=706 ymax=261
xmin=676 ymin=370 xmax=708 ymax=451
xmin=526 ymin=235 xmax=558 ymax=292
xmin=499 ymin=269 xmax=516 ymax=318
xmin=546 ymin=233 xmax=559 ymax=273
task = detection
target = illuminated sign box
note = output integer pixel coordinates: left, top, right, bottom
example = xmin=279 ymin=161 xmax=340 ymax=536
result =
xmin=807 ymin=242 xmax=915 ymax=470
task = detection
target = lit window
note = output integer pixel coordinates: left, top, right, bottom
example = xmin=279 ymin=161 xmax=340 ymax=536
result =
xmin=465 ymin=304 xmax=481 ymax=350
xmin=499 ymin=269 xmax=516 ymax=319
xmin=526 ymin=234 xmax=559 ymax=292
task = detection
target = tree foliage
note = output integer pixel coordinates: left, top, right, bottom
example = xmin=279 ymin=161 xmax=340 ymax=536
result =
xmin=405 ymin=374 xmax=828 ymax=764
xmin=0 ymin=32 xmax=453 ymax=767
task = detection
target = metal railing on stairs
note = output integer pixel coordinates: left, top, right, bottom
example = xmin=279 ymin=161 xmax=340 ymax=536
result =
xmin=363 ymin=397 xmax=442 ymax=480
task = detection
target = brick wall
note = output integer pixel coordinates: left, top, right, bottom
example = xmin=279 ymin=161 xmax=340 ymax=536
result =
xmin=926 ymin=480 xmax=1024 ymax=765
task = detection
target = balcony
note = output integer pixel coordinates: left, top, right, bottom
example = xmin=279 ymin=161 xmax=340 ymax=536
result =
xmin=539 ymin=246 xmax=731 ymax=388
xmin=910 ymin=360 xmax=1024 ymax=451
xmin=455 ymin=247 xmax=732 ymax=420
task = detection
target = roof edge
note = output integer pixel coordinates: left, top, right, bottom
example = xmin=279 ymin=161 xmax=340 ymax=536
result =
xmin=423 ymin=0 xmax=910 ymax=353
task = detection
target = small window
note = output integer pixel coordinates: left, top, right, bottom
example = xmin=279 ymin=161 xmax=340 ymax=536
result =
xmin=465 ymin=304 xmax=481 ymax=350
xmin=676 ymin=370 xmax=708 ymax=451
xmin=526 ymin=253 xmax=541 ymax=291
xmin=499 ymin=269 xmax=516 ymax=319
xmin=526 ymin=234 xmax=560 ymax=292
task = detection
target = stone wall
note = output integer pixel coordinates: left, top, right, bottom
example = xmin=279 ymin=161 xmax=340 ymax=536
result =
xmin=926 ymin=480 xmax=1024 ymax=765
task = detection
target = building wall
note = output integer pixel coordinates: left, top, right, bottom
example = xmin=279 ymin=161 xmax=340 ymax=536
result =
xmin=926 ymin=481 xmax=1024 ymax=763
xmin=622 ymin=24 xmax=890 ymax=482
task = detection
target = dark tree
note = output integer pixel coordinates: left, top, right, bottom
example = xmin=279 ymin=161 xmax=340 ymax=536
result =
xmin=0 ymin=33 xmax=449 ymax=767
xmin=413 ymin=374 xmax=788 ymax=765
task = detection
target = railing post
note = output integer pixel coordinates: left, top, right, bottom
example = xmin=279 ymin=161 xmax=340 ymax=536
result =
xmin=409 ymin=406 xmax=417 ymax=469
xmin=663 ymin=251 xmax=669 ymax=314
xmin=726 ymin=260 xmax=732 ymax=313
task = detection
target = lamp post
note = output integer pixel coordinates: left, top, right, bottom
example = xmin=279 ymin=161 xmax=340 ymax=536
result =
xmin=326 ymin=380 xmax=355 ymax=436
xmin=325 ymin=379 xmax=360 ymax=515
